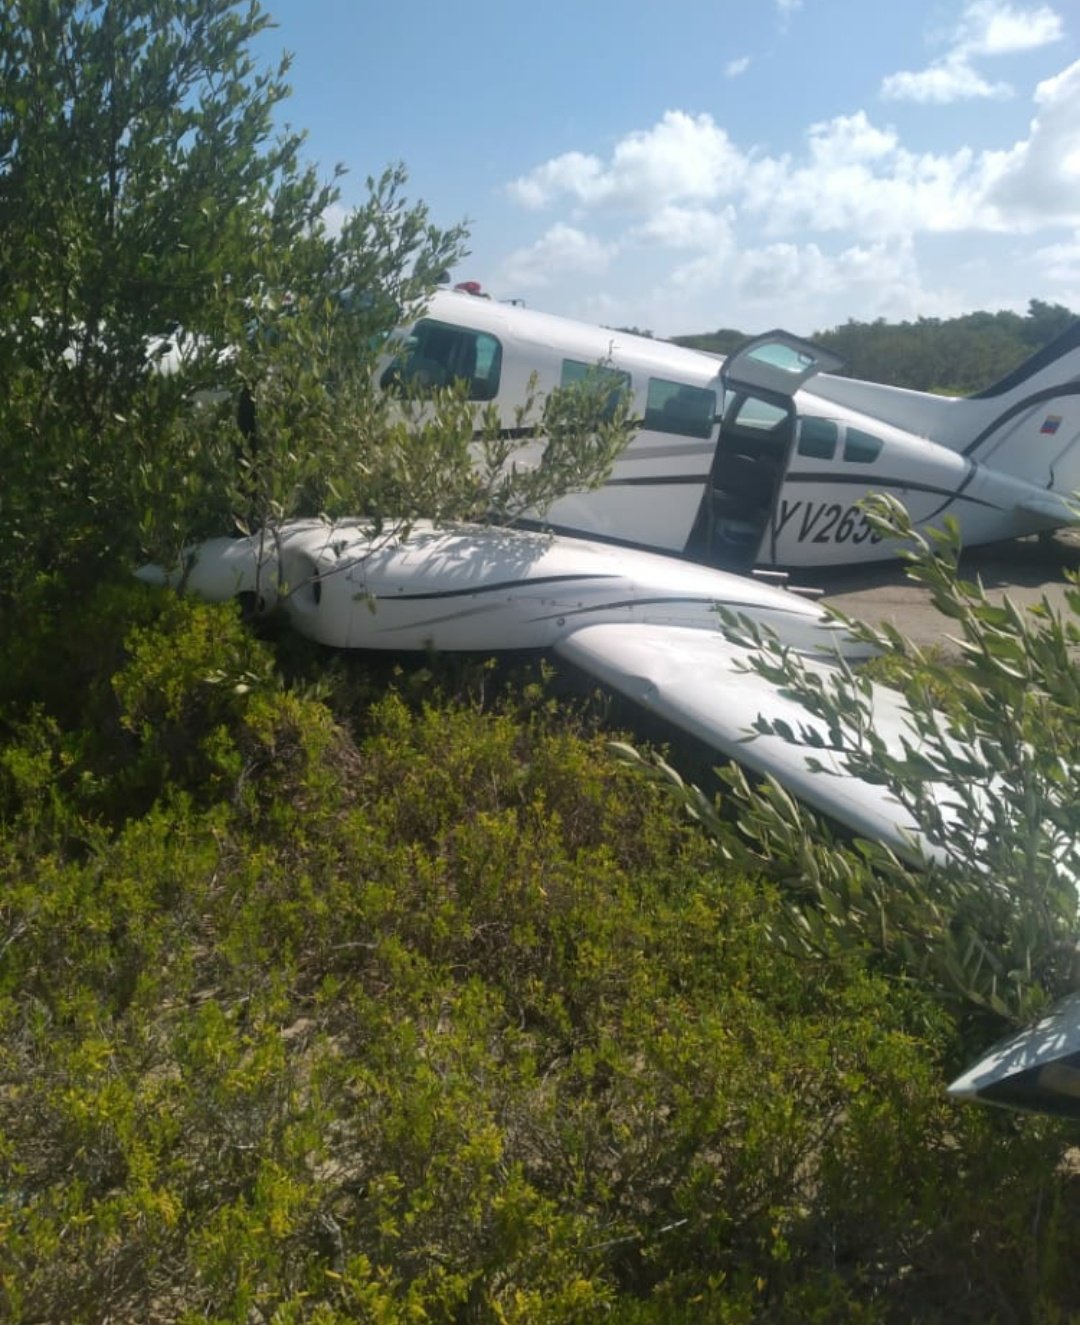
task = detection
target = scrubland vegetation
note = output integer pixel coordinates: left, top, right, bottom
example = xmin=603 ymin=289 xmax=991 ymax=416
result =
xmin=3 ymin=2 xmax=1080 ymax=1320
xmin=1 ymin=576 xmax=1078 ymax=1323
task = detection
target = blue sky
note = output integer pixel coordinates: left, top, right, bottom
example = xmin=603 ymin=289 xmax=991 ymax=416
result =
xmin=256 ymin=0 xmax=1080 ymax=336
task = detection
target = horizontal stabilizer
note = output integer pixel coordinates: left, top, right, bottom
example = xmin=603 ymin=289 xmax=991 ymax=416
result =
xmin=553 ymin=622 xmax=939 ymax=862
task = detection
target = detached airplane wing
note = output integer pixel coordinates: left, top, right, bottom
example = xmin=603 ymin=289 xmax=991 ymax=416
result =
xmin=559 ymin=619 xmax=1080 ymax=1125
xmin=149 ymin=519 xmax=1080 ymax=1118
xmin=554 ymin=622 xmax=937 ymax=863
xmin=140 ymin=521 xmax=945 ymax=860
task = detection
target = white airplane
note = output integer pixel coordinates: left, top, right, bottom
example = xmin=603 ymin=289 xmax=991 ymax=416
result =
xmin=379 ymin=285 xmax=1080 ymax=569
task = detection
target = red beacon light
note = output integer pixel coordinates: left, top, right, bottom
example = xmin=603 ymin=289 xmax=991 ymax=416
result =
xmin=454 ymin=280 xmax=485 ymax=297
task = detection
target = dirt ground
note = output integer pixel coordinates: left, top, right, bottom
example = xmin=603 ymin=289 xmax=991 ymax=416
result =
xmin=814 ymin=528 xmax=1080 ymax=649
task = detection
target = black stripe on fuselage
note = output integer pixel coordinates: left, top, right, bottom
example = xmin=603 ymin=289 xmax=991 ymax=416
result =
xmin=602 ymin=474 xmax=710 ymax=488
xmin=372 ymin=572 xmax=619 ymax=602
xmin=364 ymin=592 xmax=809 ymax=639
xmin=784 ymin=470 xmax=1003 ymax=511
xmin=373 ymin=593 xmax=813 ymax=638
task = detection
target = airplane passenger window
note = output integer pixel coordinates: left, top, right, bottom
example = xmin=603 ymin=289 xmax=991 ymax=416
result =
xmin=843 ymin=428 xmax=883 ymax=463
xmin=644 ymin=378 xmax=717 ymax=439
xmin=797 ymin=417 xmax=838 ymax=459
xmin=561 ymin=360 xmax=632 ymax=421
xmin=380 ymin=319 xmax=502 ymax=400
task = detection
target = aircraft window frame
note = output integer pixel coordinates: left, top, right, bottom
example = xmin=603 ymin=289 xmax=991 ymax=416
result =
xmin=560 ymin=359 xmax=632 ymax=422
xmin=380 ymin=318 xmax=503 ymax=401
xmin=797 ymin=417 xmax=839 ymax=460
xmin=644 ymin=377 xmax=717 ymax=439
xmin=843 ymin=428 xmax=884 ymax=464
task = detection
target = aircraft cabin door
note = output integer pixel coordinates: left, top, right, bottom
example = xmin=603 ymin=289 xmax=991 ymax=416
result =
xmin=700 ymin=332 xmax=844 ymax=567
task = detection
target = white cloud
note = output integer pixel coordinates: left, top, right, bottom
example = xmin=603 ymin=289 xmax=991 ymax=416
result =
xmin=506 ymin=105 xmax=1020 ymax=256
xmin=1029 ymin=229 xmax=1080 ymax=281
xmin=505 ymin=112 xmax=746 ymax=213
xmin=984 ymin=59 xmax=1080 ymax=223
xmin=805 ymin=111 xmax=899 ymax=166
xmin=499 ymin=223 xmax=617 ymax=289
xmin=321 ymin=202 xmax=350 ymax=238
xmin=496 ymin=44 xmax=1080 ymax=333
xmin=740 ymin=113 xmax=985 ymax=237
xmin=956 ymin=0 xmax=1064 ymax=55
xmin=737 ymin=242 xmax=895 ymax=304
xmin=662 ymin=236 xmax=964 ymax=330
xmin=881 ymin=53 xmax=1011 ymax=103
xmin=881 ymin=1 xmax=1064 ymax=104
xmin=631 ymin=204 xmax=737 ymax=252
xmin=724 ymin=56 xmax=751 ymax=79
xmin=505 ymin=84 xmax=1080 ymax=252
xmin=506 ymin=152 xmax=604 ymax=210
xmin=775 ymin=0 xmax=802 ymax=27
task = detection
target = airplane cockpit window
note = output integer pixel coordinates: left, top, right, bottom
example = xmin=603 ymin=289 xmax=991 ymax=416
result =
xmin=380 ymin=319 xmax=502 ymax=401
xmin=561 ymin=359 xmax=632 ymax=421
xmin=797 ymin=417 xmax=839 ymax=460
xmin=644 ymin=378 xmax=717 ymax=439
xmin=843 ymin=428 xmax=883 ymax=463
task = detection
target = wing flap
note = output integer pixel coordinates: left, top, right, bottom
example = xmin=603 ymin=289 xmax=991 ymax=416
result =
xmin=553 ymin=622 xmax=932 ymax=860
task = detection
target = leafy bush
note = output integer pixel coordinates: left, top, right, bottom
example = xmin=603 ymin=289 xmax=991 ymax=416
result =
xmin=1 ymin=585 xmax=1079 ymax=1323
xmin=698 ymin=499 xmax=1079 ymax=1038
xmin=0 ymin=2 xmax=628 ymax=606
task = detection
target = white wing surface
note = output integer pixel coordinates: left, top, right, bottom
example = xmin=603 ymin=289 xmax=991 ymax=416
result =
xmin=553 ymin=622 xmax=939 ymax=862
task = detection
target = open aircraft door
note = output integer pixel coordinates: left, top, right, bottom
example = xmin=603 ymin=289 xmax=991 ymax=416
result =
xmin=697 ymin=333 xmax=844 ymax=567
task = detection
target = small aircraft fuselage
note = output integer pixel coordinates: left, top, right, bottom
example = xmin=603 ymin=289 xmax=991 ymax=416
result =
xmin=380 ymin=288 xmax=1080 ymax=569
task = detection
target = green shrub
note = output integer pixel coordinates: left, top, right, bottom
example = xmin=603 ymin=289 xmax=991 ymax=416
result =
xmin=685 ymin=498 xmax=1080 ymax=1034
xmin=1 ymin=584 xmax=1078 ymax=1323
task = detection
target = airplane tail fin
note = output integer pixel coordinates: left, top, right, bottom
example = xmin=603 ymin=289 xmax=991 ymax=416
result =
xmin=808 ymin=322 xmax=1080 ymax=509
xmin=954 ymin=322 xmax=1080 ymax=502
xmin=968 ymin=320 xmax=1080 ymax=404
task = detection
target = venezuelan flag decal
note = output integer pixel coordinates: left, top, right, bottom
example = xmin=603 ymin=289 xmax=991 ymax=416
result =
xmin=1040 ymin=414 xmax=1063 ymax=435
